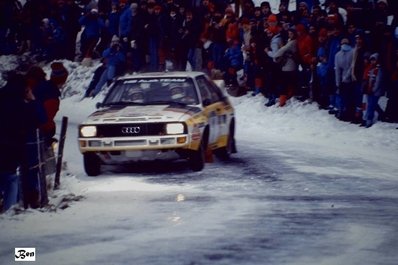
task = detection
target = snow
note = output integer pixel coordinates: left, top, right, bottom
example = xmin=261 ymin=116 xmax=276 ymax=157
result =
xmin=1 ymin=56 xmax=397 ymax=264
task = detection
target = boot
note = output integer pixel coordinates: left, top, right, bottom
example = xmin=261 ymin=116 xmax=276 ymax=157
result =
xmin=265 ymin=98 xmax=276 ymax=107
xmin=251 ymin=87 xmax=260 ymax=96
xmin=365 ymin=120 xmax=373 ymax=128
xmin=279 ymin=95 xmax=287 ymax=107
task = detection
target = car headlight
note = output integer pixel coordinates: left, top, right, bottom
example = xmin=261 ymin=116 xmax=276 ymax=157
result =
xmin=166 ymin=123 xmax=184 ymax=135
xmin=80 ymin=126 xmax=97 ymax=137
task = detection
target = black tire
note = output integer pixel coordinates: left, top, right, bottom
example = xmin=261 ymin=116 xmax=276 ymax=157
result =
xmin=215 ymin=122 xmax=236 ymax=160
xmin=188 ymin=137 xmax=206 ymax=172
xmin=83 ymin=153 xmax=101 ymax=176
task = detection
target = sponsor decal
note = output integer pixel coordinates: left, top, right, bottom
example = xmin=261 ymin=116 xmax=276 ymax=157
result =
xmin=191 ymin=126 xmax=201 ymax=141
xmin=191 ymin=133 xmax=201 ymax=141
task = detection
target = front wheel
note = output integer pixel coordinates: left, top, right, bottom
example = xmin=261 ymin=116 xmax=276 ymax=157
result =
xmin=188 ymin=140 xmax=206 ymax=172
xmin=83 ymin=153 xmax=101 ymax=176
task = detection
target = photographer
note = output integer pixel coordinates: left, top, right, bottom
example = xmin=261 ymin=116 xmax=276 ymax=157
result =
xmin=91 ymin=35 xmax=126 ymax=97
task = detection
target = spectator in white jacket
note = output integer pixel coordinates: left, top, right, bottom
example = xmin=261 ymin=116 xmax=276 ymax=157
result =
xmin=273 ymin=28 xmax=298 ymax=107
xmin=263 ymin=22 xmax=283 ymax=106
xmin=335 ymin=38 xmax=355 ymax=121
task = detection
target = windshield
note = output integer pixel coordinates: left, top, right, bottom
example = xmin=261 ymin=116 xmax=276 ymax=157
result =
xmin=104 ymin=77 xmax=199 ymax=105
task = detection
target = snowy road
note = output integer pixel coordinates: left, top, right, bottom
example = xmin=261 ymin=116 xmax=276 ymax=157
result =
xmin=1 ymin=56 xmax=397 ymax=265
xmin=1 ymin=120 xmax=397 ymax=265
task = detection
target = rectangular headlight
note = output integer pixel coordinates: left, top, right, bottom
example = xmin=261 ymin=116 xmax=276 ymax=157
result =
xmin=80 ymin=126 xmax=97 ymax=137
xmin=166 ymin=123 xmax=184 ymax=135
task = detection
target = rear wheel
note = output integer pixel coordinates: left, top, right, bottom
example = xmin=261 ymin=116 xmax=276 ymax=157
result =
xmin=83 ymin=153 xmax=101 ymax=176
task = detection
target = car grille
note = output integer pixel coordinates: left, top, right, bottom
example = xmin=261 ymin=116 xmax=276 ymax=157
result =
xmin=96 ymin=123 xmax=166 ymax=137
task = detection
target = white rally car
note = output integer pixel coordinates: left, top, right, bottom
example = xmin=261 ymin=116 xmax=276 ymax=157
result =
xmin=78 ymin=71 xmax=237 ymax=176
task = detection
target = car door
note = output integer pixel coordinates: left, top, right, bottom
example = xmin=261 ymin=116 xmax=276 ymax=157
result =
xmin=205 ymin=77 xmax=231 ymax=140
xmin=196 ymin=76 xmax=224 ymax=146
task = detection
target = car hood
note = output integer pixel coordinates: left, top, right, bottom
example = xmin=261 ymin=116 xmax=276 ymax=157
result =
xmin=84 ymin=105 xmax=201 ymax=124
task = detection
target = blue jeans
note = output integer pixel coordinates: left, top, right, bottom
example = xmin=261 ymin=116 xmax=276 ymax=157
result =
xmin=93 ymin=65 xmax=116 ymax=96
xmin=0 ymin=172 xmax=19 ymax=211
xmin=365 ymin=94 xmax=380 ymax=126
xmin=211 ymin=43 xmax=225 ymax=70
xmin=148 ymin=38 xmax=159 ymax=71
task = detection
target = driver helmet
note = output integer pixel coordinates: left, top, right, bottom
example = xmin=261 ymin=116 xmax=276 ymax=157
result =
xmin=127 ymin=88 xmax=144 ymax=102
xmin=169 ymin=83 xmax=185 ymax=100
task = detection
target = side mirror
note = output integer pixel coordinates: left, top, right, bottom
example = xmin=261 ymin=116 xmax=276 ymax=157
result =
xmin=202 ymin=98 xmax=212 ymax=107
xmin=96 ymin=102 xmax=103 ymax=109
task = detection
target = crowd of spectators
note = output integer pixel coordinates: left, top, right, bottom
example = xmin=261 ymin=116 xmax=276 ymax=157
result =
xmin=1 ymin=62 xmax=68 ymax=212
xmin=1 ymin=0 xmax=398 ymax=127
xmin=2 ymin=0 xmax=398 ymax=212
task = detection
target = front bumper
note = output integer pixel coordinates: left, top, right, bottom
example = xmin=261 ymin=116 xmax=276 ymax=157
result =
xmin=79 ymin=134 xmax=191 ymax=152
xmin=79 ymin=135 xmax=195 ymax=163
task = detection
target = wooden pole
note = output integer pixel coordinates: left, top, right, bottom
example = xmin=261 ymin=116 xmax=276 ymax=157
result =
xmin=37 ymin=129 xmax=49 ymax=207
xmin=54 ymin=116 xmax=68 ymax=190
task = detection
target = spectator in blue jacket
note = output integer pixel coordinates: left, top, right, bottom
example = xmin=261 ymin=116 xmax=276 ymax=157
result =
xmin=79 ymin=8 xmax=105 ymax=61
xmin=108 ymin=1 xmax=121 ymax=39
xmin=118 ymin=0 xmax=132 ymax=48
xmin=91 ymin=36 xmax=126 ymax=97
xmin=223 ymin=39 xmax=244 ymax=87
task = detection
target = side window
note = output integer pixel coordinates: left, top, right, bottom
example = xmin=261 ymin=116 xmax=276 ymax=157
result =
xmin=197 ymin=75 xmax=223 ymax=104
xmin=204 ymin=77 xmax=223 ymax=102
xmin=196 ymin=76 xmax=213 ymax=104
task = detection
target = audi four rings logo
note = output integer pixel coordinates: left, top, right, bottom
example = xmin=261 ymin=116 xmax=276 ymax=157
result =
xmin=121 ymin=126 xmax=141 ymax=134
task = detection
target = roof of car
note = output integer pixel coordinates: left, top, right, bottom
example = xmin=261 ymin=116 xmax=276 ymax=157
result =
xmin=117 ymin=71 xmax=206 ymax=80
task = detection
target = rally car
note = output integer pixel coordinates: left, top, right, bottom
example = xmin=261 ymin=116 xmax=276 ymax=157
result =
xmin=78 ymin=71 xmax=236 ymax=176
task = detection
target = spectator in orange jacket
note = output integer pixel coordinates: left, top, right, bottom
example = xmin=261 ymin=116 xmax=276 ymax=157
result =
xmin=296 ymin=23 xmax=315 ymax=100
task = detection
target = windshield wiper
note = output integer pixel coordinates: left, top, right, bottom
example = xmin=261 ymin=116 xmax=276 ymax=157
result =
xmin=103 ymin=101 xmax=145 ymax=106
xmin=146 ymin=100 xmax=188 ymax=106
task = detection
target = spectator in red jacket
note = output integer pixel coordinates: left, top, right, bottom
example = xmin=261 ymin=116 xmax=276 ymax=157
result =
xmin=296 ymin=23 xmax=315 ymax=100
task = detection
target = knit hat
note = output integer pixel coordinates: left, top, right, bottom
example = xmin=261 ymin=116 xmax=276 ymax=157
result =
xmin=377 ymin=0 xmax=388 ymax=6
xmin=26 ymin=66 xmax=46 ymax=82
xmin=295 ymin=23 xmax=307 ymax=34
xmin=267 ymin=14 xmax=278 ymax=23
xmin=363 ymin=52 xmax=371 ymax=60
xmin=327 ymin=14 xmax=338 ymax=24
xmin=299 ymin=1 xmax=309 ymax=9
xmin=370 ymin=53 xmax=379 ymax=61
xmin=340 ymin=38 xmax=350 ymax=45
xmin=50 ymin=62 xmax=68 ymax=86
xmin=111 ymin=35 xmax=120 ymax=43
xmin=319 ymin=28 xmax=328 ymax=38
xmin=241 ymin=17 xmax=250 ymax=25
xmin=355 ymin=31 xmax=365 ymax=39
